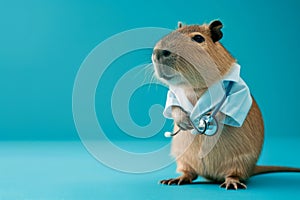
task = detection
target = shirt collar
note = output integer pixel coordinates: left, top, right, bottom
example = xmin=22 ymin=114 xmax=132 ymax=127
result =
xmin=222 ymin=63 xmax=241 ymax=82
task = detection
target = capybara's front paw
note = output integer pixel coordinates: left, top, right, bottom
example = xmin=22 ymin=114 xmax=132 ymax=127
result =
xmin=160 ymin=175 xmax=194 ymax=185
xmin=172 ymin=106 xmax=192 ymax=130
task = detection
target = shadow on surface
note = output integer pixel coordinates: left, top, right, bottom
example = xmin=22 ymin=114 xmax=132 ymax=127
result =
xmin=190 ymin=181 xmax=219 ymax=185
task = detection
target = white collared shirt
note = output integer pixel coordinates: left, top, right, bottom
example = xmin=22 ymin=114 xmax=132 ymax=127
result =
xmin=163 ymin=63 xmax=252 ymax=127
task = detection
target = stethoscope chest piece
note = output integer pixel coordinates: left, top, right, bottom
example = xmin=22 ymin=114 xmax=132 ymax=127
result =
xmin=194 ymin=115 xmax=218 ymax=136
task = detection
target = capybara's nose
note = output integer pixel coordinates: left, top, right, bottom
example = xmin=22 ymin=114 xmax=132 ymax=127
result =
xmin=153 ymin=49 xmax=171 ymax=61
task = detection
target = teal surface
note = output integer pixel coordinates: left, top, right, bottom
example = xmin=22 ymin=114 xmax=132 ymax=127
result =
xmin=1 ymin=0 xmax=300 ymax=199
xmin=0 ymin=139 xmax=299 ymax=199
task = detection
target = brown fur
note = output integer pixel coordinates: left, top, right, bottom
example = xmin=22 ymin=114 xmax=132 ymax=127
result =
xmin=171 ymin=98 xmax=264 ymax=182
xmin=152 ymin=20 xmax=300 ymax=189
xmin=177 ymin=24 xmax=235 ymax=76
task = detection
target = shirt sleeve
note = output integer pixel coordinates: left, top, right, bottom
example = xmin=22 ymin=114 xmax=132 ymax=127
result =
xmin=163 ymin=90 xmax=181 ymax=119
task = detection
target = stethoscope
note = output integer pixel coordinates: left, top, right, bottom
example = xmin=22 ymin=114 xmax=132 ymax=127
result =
xmin=165 ymin=81 xmax=233 ymax=137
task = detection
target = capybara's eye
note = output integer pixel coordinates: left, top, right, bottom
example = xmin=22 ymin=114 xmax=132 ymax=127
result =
xmin=192 ymin=34 xmax=205 ymax=43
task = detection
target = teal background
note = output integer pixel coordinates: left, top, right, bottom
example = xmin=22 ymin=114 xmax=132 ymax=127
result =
xmin=1 ymin=0 xmax=300 ymax=140
xmin=1 ymin=0 xmax=300 ymax=199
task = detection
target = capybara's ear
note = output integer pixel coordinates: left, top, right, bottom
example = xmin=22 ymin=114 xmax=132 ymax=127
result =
xmin=209 ymin=20 xmax=223 ymax=42
xmin=178 ymin=21 xmax=183 ymax=29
